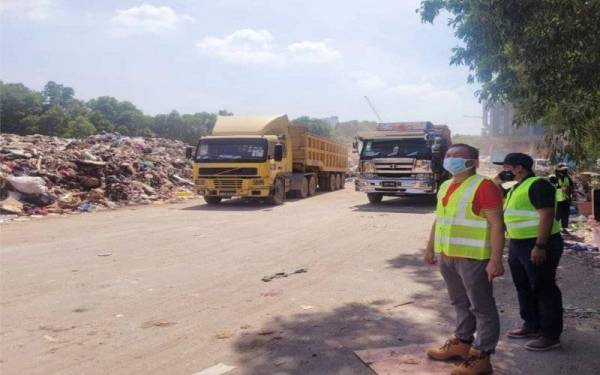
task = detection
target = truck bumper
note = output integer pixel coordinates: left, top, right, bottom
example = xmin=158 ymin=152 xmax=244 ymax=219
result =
xmin=195 ymin=179 xmax=271 ymax=198
xmin=354 ymin=178 xmax=435 ymax=195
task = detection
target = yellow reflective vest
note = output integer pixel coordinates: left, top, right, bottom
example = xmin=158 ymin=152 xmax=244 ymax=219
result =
xmin=504 ymin=176 xmax=561 ymax=239
xmin=434 ymin=174 xmax=491 ymax=260
xmin=555 ymin=175 xmax=569 ymax=202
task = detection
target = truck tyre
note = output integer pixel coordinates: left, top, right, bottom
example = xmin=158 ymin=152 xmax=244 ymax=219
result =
xmin=329 ymin=174 xmax=337 ymax=191
xmin=319 ymin=176 xmax=330 ymax=191
xmin=308 ymin=176 xmax=317 ymax=196
xmin=335 ymin=174 xmax=342 ymax=190
xmin=367 ymin=193 xmax=383 ymax=204
xmin=204 ymin=196 xmax=222 ymax=205
xmin=340 ymin=174 xmax=346 ymax=189
xmin=297 ymin=177 xmax=309 ymax=198
xmin=267 ymin=178 xmax=286 ymax=205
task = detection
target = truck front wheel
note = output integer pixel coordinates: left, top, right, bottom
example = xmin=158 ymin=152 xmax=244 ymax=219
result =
xmin=267 ymin=178 xmax=286 ymax=205
xmin=367 ymin=193 xmax=383 ymax=204
xmin=204 ymin=196 xmax=222 ymax=205
xmin=308 ymin=176 xmax=317 ymax=196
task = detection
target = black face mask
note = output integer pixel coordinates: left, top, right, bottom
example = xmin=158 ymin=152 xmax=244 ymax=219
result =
xmin=499 ymin=170 xmax=515 ymax=182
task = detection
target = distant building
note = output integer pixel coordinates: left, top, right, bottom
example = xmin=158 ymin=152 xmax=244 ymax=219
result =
xmin=481 ymin=102 xmax=548 ymax=159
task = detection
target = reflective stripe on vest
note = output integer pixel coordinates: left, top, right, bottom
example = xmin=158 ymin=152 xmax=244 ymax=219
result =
xmin=434 ymin=174 xmax=491 ymax=260
xmin=504 ymin=176 xmax=561 ymax=239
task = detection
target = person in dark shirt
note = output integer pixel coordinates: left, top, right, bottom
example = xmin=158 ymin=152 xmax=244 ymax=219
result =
xmin=493 ymin=153 xmax=564 ymax=352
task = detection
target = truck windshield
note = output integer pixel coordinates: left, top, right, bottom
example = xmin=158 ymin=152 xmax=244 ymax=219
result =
xmin=361 ymin=139 xmax=431 ymax=160
xmin=196 ymin=138 xmax=268 ymax=162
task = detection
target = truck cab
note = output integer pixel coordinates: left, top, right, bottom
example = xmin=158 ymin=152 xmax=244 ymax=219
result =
xmin=354 ymin=122 xmax=450 ymax=203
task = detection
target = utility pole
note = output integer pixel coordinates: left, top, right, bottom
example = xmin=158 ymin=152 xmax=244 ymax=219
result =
xmin=364 ymin=96 xmax=383 ymax=123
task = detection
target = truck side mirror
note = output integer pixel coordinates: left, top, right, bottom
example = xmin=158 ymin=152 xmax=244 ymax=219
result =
xmin=274 ymin=144 xmax=284 ymax=162
xmin=185 ymin=146 xmax=193 ymax=159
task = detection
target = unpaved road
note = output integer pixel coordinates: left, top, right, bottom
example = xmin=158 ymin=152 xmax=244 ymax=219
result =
xmin=1 ymin=187 xmax=599 ymax=375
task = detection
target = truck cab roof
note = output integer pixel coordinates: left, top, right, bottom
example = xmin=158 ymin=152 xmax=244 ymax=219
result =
xmin=212 ymin=114 xmax=290 ymax=136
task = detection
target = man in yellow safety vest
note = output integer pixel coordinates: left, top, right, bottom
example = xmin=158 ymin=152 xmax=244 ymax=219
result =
xmin=424 ymin=144 xmax=505 ymax=375
xmin=494 ymin=153 xmax=563 ymax=351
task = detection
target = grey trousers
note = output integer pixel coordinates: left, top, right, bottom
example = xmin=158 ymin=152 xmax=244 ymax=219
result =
xmin=439 ymin=255 xmax=500 ymax=353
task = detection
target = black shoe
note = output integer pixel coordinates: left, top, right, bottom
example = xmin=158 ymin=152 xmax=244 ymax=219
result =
xmin=525 ymin=337 xmax=561 ymax=351
xmin=506 ymin=326 xmax=540 ymax=339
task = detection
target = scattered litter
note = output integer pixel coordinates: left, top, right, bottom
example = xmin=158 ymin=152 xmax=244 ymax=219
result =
xmin=257 ymin=330 xmax=275 ymax=336
xmin=43 ymin=335 xmax=57 ymax=342
xmin=564 ymin=241 xmax=599 ymax=252
xmin=115 ymin=314 xmax=124 ymax=318
xmin=78 ymin=202 xmax=94 ymax=213
xmin=393 ymin=301 xmax=414 ymax=308
xmin=261 ymin=267 xmax=308 ymax=282
xmin=301 ymin=305 xmax=315 ymax=310
xmin=193 ymin=363 xmax=236 ymax=375
xmin=214 ymin=332 xmax=233 ymax=339
xmin=260 ymin=289 xmax=281 ymax=297
xmin=97 ymin=252 xmax=112 ymax=257
xmin=141 ymin=320 xmax=176 ymax=328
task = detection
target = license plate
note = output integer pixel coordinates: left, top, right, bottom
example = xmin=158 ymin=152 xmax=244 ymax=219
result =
xmin=382 ymin=181 xmax=396 ymax=187
xmin=219 ymin=192 xmax=236 ymax=197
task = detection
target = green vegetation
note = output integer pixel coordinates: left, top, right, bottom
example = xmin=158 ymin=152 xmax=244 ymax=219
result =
xmin=0 ymin=80 xmax=220 ymax=145
xmin=420 ymin=0 xmax=600 ymax=163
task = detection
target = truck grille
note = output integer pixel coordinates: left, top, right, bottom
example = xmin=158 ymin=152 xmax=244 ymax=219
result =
xmin=214 ymin=179 xmax=243 ymax=190
xmin=374 ymin=158 xmax=415 ymax=173
xmin=199 ymin=168 xmax=257 ymax=176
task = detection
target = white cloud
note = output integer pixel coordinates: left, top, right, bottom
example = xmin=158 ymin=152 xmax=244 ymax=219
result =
xmin=196 ymin=29 xmax=284 ymax=64
xmin=0 ymin=0 xmax=54 ymax=20
xmin=109 ymin=3 xmax=194 ymax=37
xmin=287 ymin=41 xmax=341 ymax=63
xmin=197 ymin=28 xmax=342 ymax=65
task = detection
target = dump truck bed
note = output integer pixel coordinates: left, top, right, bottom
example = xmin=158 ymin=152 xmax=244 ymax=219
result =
xmin=289 ymin=125 xmax=348 ymax=173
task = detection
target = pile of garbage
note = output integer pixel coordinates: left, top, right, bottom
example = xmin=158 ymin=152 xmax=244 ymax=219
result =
xmin=0 ymin=133 xmax=196 ymax=219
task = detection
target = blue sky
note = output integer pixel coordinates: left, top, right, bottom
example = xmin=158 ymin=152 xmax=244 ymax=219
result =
xmin=0 ymin=0 xmax=484 ymax=134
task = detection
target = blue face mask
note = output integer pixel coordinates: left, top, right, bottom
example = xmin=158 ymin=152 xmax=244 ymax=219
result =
xmin=443 ymin=157 xmax=474 ymax=175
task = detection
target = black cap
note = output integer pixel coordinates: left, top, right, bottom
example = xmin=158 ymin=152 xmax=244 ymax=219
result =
xmin=493 ymin=152 xmax=534 ymax=170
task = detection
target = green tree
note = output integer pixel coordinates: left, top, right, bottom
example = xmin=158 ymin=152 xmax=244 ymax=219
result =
xmin=0 ymin=81 xmax=44 ymax=134
xmin=419 ymin=0 xmax=600 ymax=162
xmin=292 ymin=116 xmax=334 ymax=138
xmin=42 ymin=81 xmax=75 ymax=109
xmin=35 ymin=106 xmax=69 ymax=136
xmin=65 ymin=116 xmax=97 ymax=138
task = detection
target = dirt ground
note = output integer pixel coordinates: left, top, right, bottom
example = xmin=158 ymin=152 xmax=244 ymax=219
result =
xmin=1 ymin=187 xmax=599 ymax=375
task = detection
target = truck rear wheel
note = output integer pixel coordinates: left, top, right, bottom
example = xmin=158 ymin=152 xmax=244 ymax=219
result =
xmin=308 ymin=176 xmax=317 ymax=196
xmin=204 ymin=196 xmax=222 ymax=205
xmin=267 ymin=178 xmax=286 ymax=205
xmin=335 ymin=174 xmax=342 ymax=190
xmin=340 ymin=174 xmax=346 ymax=189
xmin=367 ymin=193 xmax=383 ymax=204
xmin=329 ymin=174 xmax=337 ymax=191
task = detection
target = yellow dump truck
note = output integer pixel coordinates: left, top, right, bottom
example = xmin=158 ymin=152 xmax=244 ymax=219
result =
xmin=188 ymin=114 xmax=348 ymax=205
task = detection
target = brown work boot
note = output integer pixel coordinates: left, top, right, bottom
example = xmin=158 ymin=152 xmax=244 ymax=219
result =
xmin=506 ymin=326 xmax=540 ymax=339
xmin=426 ymin=337 xmax=471 ymax=361
xmin=451 ymin=348 xmax=493 ymax=375
xmin=525 ymin=337 xmax=561 ymax=351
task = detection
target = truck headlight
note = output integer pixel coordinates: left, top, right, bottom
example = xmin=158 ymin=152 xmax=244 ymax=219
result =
xmin=362 ymin=160 xmax=376 ymax=173
xmin=414 ymin=160 xmax=431 ymax=171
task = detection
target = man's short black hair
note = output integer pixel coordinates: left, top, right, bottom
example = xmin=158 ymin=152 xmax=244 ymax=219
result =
xmin=448 ymin=143 xmax=479 ymax=159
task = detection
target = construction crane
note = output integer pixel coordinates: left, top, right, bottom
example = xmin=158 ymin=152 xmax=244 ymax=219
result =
xmin=364 ymin=96 xmax=383 ymax=123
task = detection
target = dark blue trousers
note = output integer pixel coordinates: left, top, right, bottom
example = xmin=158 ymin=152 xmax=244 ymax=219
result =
xmin=508 ymin=235 xmax=564 ymax=340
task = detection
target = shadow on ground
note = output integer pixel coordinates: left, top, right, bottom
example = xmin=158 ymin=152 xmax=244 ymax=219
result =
xmin=232 ymin=253 xmax=452 ymax=374
xmin=180 ymin=192 xmax=336 ymax=211
xmin=351 ymin=196 xmax=436 ymax=214
xmin=232 ymin=302 xmax=444 ymax=375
